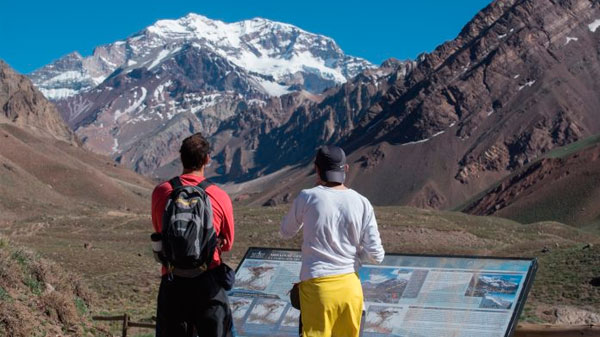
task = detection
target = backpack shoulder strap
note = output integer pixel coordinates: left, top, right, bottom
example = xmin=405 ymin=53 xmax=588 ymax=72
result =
xmin=197 ymin=179 xmax=214 ymax=191
xmin=168 ymin=177 xmax=183 ymax=190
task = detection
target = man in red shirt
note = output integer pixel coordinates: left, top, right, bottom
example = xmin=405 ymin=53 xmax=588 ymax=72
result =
xmin=152 ymin=133 xmax=235 ymax=337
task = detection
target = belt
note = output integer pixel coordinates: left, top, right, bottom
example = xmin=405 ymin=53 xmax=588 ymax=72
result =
xmin=170 ymin=264 xmax=209 ymax=278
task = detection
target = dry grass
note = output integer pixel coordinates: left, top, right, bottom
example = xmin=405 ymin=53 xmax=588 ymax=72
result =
xmin=0 ymin=301 xmax=33 ymax=337
xmin=0 ymin=236 xmax=98 ymax=337
xmin=0 ymin=204 xmax=599 ymax=333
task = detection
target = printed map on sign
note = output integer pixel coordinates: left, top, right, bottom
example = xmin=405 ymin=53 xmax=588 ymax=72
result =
xmin=229 ymin=248 xmax=536 ymax=337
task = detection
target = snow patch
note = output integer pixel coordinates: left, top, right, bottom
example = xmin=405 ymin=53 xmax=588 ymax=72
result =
xmin=128 ymin=114 xmax=154 ymax=124
xmin=42 ymin=71 xmax=87 ymax=86
xmin=462 ymin=62 xmax=471 ymax=73
xmin=589 ymin=19 xmax=600 ymax=32
xmin=153 ymin=80 xmax=172 ymax=101
xmin=167 ymin=93 xmax=225 ymax=115
xmin=256 ymin=78 xmax=291 ymax=96
xmin=565 ymin=36 xmax=578 ymax=45
xmin=99 ymin=56 xmax=117 ymax=68
xmin=146 ymin=47 xmax=182 ymax=70
xmin=498 ymin=33 xmax=507 ymax=39
xmin=91 ymin=76 xmax=106 ymax=85
xmin=431 ymin=130 xmax=445 ymax=138
xmin=114 ymin=87 xmax=147 ymax=121
xmin=402 ymin=138 xmax=430 ymax=146
xmin=518 ymin=80 xmax=536 ymax=91
xmin=247 ymin=99 xmax=267 ymax=106
xmin=39 ymin=88 xmax=79 ymax=100
xmin=402 ymin=129 xmax=446 ymax=146
xmin=112 ymin=138 xmax=119 ymax=153
xmin=189 ymin=94 xmax=223 ymax=113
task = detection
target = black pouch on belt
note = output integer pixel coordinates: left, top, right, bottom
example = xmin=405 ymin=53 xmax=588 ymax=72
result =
xmin=214 ymin=262 xmax=236 ymax=291
xmin=289 ymin=282 xmax=300 ymax=310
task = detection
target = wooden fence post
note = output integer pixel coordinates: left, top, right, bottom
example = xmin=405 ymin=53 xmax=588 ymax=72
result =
xmin=122 ymin=313 xmax=129 ymax=337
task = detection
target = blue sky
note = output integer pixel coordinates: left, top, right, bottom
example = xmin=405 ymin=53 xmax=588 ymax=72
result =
xmin=0 ymin=0 xmax=492 ymax=74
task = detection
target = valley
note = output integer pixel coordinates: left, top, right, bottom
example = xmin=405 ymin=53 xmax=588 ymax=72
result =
xmin=1 ymin=205 xmax=598 ymax=335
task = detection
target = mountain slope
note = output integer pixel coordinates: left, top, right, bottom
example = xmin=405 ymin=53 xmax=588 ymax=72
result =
xmin=0 ymin=61 xmax=156 ymax=336
xmin=346 ymin=0 xmax=600 ymax=207
xmin=251 ymin=0 xmax=600 ymax=209
xmin=0 ymin=62 xmax=152 ymax=221
xmin=207 ymin=59 xmax=411 ymax=183
xmin=461 ymin=135 xmax=600 ymax=227
xmin=226 ymin=0 xmax=600 ymax=212
xmin=0 ymin=60 xmax=74 ymax=142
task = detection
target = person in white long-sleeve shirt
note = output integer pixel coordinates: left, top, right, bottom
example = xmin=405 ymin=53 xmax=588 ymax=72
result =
xmin=280 ymin=145 xmax=384 ymax=337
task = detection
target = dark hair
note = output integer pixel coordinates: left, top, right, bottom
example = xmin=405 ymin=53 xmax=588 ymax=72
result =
xmin=180 ymin=133 xmax=210 ymax=170
xmin=316 ymin=166 xmax=331 ymax=183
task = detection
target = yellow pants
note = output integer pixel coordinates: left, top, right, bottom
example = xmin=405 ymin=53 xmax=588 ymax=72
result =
xmin=299 ymin=272 xmax=363 ymax=337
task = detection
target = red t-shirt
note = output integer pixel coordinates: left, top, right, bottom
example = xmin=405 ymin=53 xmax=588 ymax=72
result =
xmin=151 ymin=173 xmax=235 ymax=275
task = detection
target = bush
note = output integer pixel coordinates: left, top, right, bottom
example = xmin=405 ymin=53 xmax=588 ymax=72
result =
xmin=0 ymin=236 xmax=95 ymax=337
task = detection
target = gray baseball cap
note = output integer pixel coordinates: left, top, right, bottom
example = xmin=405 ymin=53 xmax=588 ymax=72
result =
xmin=315 ymin=145 xmax=346 ymax=183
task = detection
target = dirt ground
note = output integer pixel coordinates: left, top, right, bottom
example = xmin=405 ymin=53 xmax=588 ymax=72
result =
xmin=1 ymin=205 xmax=599 ymax=335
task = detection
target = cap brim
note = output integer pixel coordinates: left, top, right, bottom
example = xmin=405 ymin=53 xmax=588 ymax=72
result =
xmin=324 ymin=170 xmax=345 ymax=184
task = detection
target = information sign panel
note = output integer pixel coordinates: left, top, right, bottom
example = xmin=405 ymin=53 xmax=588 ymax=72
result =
xmin=229 ymin=248 xmax=536 ymax=337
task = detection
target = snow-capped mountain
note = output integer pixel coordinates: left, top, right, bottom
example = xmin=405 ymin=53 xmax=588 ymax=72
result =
xmin=30 ymin=13 xmax=373 ymax=100
xmin=480 ymin=295 xmax=512 ymax=309
xmin=478 ymin=276 xmax=518 ymax=292
xmin=27 ymin=13 xmax=378 ymax=177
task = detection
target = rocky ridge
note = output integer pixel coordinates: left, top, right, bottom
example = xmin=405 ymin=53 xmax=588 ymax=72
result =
xmin=318 ymin=0 xmax=600 ymax=209
xmin=0 ymin=60 xmax=74 ymax=142
xmin=238 ymin=0 xmax=600 ymax=210
xmin=462 ymin=138 xmax=600 ymax=226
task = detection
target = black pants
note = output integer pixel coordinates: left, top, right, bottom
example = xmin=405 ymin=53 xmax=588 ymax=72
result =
xmin=156 ymin=271 xmax=232 ymax=337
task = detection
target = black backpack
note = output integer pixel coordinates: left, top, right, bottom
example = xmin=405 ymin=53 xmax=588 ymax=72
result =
xmin=161 ymin=177 xmax=217 ymax=270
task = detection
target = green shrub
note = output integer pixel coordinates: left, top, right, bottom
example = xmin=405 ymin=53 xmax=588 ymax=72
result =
xmin=0 ymin=286 xmax=10 ymax=301
xmin=74 ymin=296 xmax=88 ymax=315
xmin=11 ymin=250 xmax=29 ymax=267
xmin=23 ymin=276 xmax=42 ymax=295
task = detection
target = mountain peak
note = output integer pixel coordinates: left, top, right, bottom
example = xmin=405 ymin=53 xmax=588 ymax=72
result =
xmin=146 ymin=12 xmax=223 ymax=37
xmin=143 ymin=12 xmax=328 ymax=46
xmin=240 ymin=16 xmax=302 ymax=32
xmin=182 ymin=12 xmax=212 ymax=21
xmin=30 ymin=13 xmax=373 ymax=100
xmin=65 ymin=51 xmax=83 ymax=60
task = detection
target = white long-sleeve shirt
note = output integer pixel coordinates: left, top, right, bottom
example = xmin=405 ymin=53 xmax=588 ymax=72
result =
xmin=280 ymin=185 xmax=385 ymax=281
